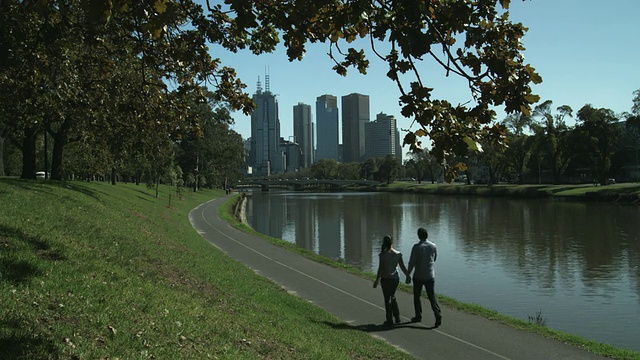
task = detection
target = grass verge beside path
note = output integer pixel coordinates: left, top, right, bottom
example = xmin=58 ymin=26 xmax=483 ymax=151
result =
xmin=0 ymin=179 xmax=413 ymax=359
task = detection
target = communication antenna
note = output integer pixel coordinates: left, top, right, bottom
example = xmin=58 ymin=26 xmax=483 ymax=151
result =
xmin=256 ymin=76 xmax=262 ymax=93
xmin=265 ymin=66 xmax=270 ymax=93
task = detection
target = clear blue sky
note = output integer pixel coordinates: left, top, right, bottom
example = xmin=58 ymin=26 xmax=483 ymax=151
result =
xmin=207 ymin=0 xmax=639 ymax=157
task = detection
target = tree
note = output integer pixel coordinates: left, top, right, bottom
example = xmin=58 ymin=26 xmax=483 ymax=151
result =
xmin=361 ymin=157 xmax=378 ymax=180
xmin=0 ymin=3 xmax=50 ymax=179
xmin=337 ymin=162 xmax=361 ymax=180
xmin=575 ymin=105 xmax=622 ymax=184
xmin=175 ymin=91 xmax=246 ymax=191
xmin=530 ymin=100 xmax=573 ymax=184
xmin=476 ymin=137 xmax=507 ymax=184
xmin=3 ymin=1 xmax=542 ymax=180
xmin=1 ymin=0 xmax=257 ymax=180
xmin=625 ymin=115 xmax=640 ymax=182
xmin=376 ymin=155 xmax=402 ymax=184
xmin=310 ymin=159 xmax=339 ymax=180
xmin=214 ymin=0 xmax=541 ymax=166
xmin=502 ymin=113 xmax=533 ymax=184
xmin=405 ymin=150 xmax=440 ymax=184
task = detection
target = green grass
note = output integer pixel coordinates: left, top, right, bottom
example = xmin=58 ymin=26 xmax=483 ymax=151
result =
xmin=0 ymin=178 xmax=413 ymax=359
xmin=2 ymin=178 xmax=638 ymax=360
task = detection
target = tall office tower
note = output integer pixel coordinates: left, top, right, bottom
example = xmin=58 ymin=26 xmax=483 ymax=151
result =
xmin=395 ymin=129 xmax=403 ymax=162
xmin=341 ymin=93 xmax=370 ymax=163
xmin=293 ymin=102 xmax=314 ymax=168
xmin=249 ymin=75 xmax=283 ymax=176
xmin=364 ymin=112 xmax=398 ymax=160
xmin=243 ymin=137 xmax=252 ymax=175
xmin=315 ymin=94 xmax=339 ymax=161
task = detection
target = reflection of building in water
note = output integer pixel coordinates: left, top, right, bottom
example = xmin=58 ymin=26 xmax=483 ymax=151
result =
xmin=343 ymin=200 xmax=371 ymax=269
xmin=248 ymin=193 xmax=284 ymax=240
xmin=317 ymin=199 xmax=341 ymax=260
xmin=293 ymin=198 xmax=315 ymax=251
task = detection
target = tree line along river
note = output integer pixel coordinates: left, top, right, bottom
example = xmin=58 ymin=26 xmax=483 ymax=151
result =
xmin=244 ymin=190 xmax=640 ymax=353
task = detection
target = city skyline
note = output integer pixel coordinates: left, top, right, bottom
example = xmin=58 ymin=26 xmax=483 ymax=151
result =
xmin=248 ymin=83 xmax=402 ymax=173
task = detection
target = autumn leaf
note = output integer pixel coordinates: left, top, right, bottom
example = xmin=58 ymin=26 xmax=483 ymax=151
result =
xmin=415 ymin=129 xmax=428 ymax=137
xmin=154 ymin=0 xmax=168 ymax=14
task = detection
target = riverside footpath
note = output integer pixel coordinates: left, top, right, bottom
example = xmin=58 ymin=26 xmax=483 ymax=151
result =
xmin=190 ymin=195 xmax=610 ymax=360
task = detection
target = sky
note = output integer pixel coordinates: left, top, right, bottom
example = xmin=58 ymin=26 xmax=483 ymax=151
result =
xmin=206 ymin=0 xmax=640 ymax=159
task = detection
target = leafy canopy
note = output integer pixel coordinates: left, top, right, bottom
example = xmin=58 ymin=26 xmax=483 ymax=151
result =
xmin=220 ymin=0 xmax=541 ymax=163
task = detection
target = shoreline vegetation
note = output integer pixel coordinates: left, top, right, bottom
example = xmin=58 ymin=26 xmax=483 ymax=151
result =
xmin=1 ymin=178 xmax=638 ymax=359
xmin=367 ymin=181 xmax=640 ymax=204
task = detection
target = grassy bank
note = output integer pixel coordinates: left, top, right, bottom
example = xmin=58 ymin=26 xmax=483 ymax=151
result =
xmin=376 ymin=181 xmax=640 ymax=203
xmin=0 ymin=179 xmax=412 ymax=359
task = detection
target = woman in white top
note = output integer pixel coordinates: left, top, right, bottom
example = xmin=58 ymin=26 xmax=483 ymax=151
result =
xmin=373 ymin=235 xmax=410 ymax=326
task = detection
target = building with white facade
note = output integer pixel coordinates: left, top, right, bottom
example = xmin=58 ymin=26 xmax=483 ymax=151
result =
xmin=364 ymin=112 xmax=399 ymax=161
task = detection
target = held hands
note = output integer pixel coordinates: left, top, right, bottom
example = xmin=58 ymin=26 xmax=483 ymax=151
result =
xmin=405 ymin=275 xmax=411 ymax=284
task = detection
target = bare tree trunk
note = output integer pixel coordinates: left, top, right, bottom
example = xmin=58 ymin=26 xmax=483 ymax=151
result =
xmin=50 ymin=129 xmax=66 ymax=180
xmin=0 ymin=135 xmax=5 ymax=177
xmin=111 ymin=167 xmax=117 ymax=185
xmin=20 ymin=126 xmax=37 ymax=179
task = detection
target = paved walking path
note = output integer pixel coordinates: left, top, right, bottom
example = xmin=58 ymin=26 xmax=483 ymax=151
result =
xmin=190 ymin=196 xmax=608 ymax=360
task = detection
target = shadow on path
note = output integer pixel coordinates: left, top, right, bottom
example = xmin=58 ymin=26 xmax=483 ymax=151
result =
xmin=320 ymin=320 xmax=437 ymax=333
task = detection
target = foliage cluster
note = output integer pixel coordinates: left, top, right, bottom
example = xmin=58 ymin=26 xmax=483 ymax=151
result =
xmin=403 ymin=93 xmax=640 ymax=185
xmin=296 ymin=154 xmax=402 ymax=184
xmin=2 ymin=0 xmax=546 ymax=184
xmin=4 ymin=1 xmax=636 ymax=187
xmin=0 ymin=0 xmax=250 ymax=186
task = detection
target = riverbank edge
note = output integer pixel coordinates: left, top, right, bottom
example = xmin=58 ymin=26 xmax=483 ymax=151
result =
xmin=226 ymin=192 xmax=640 ymax=360
xmin=354 ymin=182 xmax=640 ymax=204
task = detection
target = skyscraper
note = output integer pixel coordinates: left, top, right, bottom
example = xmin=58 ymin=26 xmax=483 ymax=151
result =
xmin=341 ymin=93 xmax=369 ymax=163
xmin=249 ymin=75 xmax=283 ymax=175
xmin=315 ymin=95 xmax=339 ymax=161
xmin=293 ymin=102 xmax=314 ymax=168
xmin=364 ymin=112 xmax=398 ymax=160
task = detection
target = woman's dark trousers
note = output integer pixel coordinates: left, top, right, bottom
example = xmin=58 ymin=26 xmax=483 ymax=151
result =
xmin=381 ymin=277 xmax=400 ymax=323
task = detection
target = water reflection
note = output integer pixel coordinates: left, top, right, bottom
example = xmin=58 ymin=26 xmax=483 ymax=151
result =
xmin=245 ymin=190 xmax=640 ymax=352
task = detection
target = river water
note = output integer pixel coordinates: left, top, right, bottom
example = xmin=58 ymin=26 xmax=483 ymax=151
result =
xmin=244 ymin=190 xmax=640 ymax=353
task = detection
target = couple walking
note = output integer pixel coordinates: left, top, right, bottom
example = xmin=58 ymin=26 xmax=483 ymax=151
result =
xmin=373 ymin=227 xmax=442 ymax=328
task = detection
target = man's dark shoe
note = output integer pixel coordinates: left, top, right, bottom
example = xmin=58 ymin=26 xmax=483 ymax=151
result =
xmin=394 ymin=317 xmax=401 ymax=324
xmin=435 ymin=316 xmax=442 ymax=327
xmin=410 ymin=316 xmax=421 ymax=323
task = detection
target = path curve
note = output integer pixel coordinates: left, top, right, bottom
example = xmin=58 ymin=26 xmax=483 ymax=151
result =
xmin=190 ymin=195 xmax=608 ymax=360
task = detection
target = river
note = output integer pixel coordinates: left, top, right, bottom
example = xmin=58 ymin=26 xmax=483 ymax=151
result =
xmin=244 ymin=190 xmax=640 ymax=353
